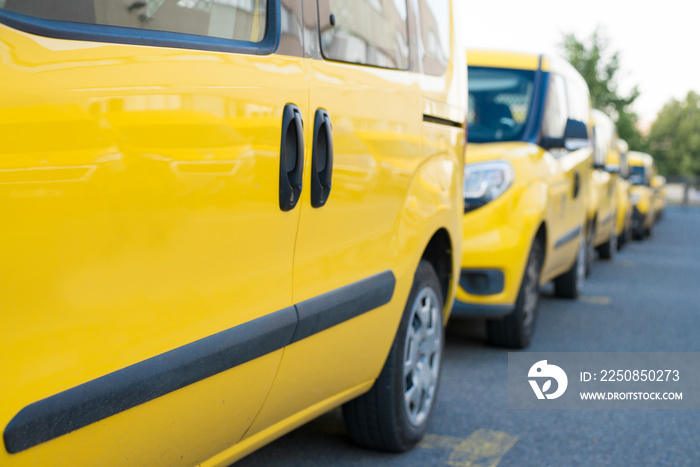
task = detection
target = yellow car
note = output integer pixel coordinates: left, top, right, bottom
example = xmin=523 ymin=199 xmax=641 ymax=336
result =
xmin=612 ymin=139 xmax=633 ymax=249
xmin=628 ymin=151 xmax=657 ymax=239
xmin=455 ymin=50 xmax=593 ymax=348
xmin=588 ymin=109 xmax=621 ymax=263
xmin=651 ymin=175 xmax=667 ymax=221
xmin=0 ymin=1 xmax=467 ymax=465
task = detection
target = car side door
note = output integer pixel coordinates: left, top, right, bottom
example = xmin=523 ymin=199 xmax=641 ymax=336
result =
xmin=0 ymin=2 xmax=307 ymax=465
xmin=540 ymin=71 xmax=590 ymax=277
xmin=240 ymin=0 xmax=425 ymax=437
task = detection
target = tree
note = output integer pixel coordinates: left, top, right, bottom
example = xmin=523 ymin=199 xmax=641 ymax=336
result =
xmin=558 ymin=28 xmax=645 ymax=151
xmin=648 ymin=91 xmax=700 ymax=177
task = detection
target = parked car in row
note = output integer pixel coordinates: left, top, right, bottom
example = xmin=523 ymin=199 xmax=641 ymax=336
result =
xmin=454 ymin=50 xmax=593 ymax=348
xmin=588 ymin=109 xmax=622 ymax=262
xmin=0 ymin=0 xmax=466 ymax=464
xmin=613 ymin=139 xmax=634 ymax=248
xmin=651 ymin=174 xmax=667 ymax=221
xmin=628 ymin=151 xmax=659 ymax=239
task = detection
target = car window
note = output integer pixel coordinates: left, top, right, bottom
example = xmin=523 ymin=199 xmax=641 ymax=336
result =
xmin=1 ymin=0 xmax=268 ymax=42
xmin=630 ymin=165 xmax=647 ymax=186
xmin=467 ymin=66 xmax=535 ymax=143
xmin=317 ymin=0 xmax=409 ymax=70
xmin=542 ymin=73 xmax=568 ymax=139
xmin=418 ymin=0 xmax=450 ymax=76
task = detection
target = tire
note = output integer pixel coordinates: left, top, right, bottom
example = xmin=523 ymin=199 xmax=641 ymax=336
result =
xmin=554 ymin=233 xmax=585 ymax=299
xmin=343 ymin=260 xmax=444 ymax=452
xmin=487 ymin=239 xmax=543 ymax=349
xmin=617 ymin=224 xmax=627 ymax=251
xmin=596 ymin=217 xmax=617 ymax=260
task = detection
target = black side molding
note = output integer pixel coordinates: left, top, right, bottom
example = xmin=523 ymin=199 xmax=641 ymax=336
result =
xmin=422 ymin=114 xmax=464 ymax=129
xmin=4 ymin=270 xmax=396 ymax=454
xmin=554 ymin=225 xmax=582 ymax=249
xmin=292 ymin=270 xmax=396 ymax=343
xmin=4 ymin=307 xmax=298 ymax=454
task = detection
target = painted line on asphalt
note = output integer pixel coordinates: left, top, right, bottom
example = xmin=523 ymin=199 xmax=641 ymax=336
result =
xmin=421 ymin=429 xmax=518 ymax=466
xmin=580 ymin=296 xmax=612 ymax=305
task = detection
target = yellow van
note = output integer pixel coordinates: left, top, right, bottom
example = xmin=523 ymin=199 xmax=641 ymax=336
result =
xmin=588 ymin=109 xmax=621 ymax=261
xmin=0 ymin=1 xmax=466 ymax=464
xmin=651 ymin=175 xmax=667 ymax=221
xmin=456 ymin=50 xmax=593 ymax=348
xmin=612 ymin=139 xmax=633 ymax=249
xmin=628 ymin=151 xmax=657 ymax=239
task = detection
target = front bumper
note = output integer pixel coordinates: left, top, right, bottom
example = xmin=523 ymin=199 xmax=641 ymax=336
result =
xmin=455 ymin=185 xmax=540 ymax=316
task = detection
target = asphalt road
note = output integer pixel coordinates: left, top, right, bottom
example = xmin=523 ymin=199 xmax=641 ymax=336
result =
xmin=237 ymin=205 xmax=700 ymax=466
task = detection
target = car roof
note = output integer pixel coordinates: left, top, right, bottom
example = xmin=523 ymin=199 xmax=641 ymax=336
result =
xmin=466 ymin=49 xmax=543 ymax=71
xmin=627 ymin=151 xmax=654 ymax=167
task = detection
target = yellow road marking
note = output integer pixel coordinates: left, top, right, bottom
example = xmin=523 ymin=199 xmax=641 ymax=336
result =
xmin=580 ymin=296 xmax=611 ymax=305
xmin=421 ymin=430 xmax=518 ymax=467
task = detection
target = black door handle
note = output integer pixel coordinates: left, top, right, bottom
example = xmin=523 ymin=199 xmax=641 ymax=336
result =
xmin=311 ymin=109 xmax=333 ymax=208
xmin=279 ymin=104 xmax=304 ymax=211
xmin=572 ymin=171 xmax=580 ymax=198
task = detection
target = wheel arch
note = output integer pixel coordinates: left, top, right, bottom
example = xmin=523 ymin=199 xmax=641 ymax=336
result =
xmin=421 ymin=227 xmax=452 ymax=313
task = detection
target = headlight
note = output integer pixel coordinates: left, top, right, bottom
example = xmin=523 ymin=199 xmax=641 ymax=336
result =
xmin=630 ymin=193 xmax=641 ymax=204
xmin=463 ymin=161 xmax=514 ymax=213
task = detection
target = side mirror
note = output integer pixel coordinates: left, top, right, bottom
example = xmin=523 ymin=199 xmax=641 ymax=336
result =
xmin=542 ymin=118 xmax=590 ymax=150
xmin=650 ymin=175 xmax=665 ymax=189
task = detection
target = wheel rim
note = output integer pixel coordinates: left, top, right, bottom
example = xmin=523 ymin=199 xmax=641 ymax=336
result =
xmin=403 ymin=287 xmax=442 ymax=427
xmin=576 ymin=237 xmax=586 ymax=293
xmin=522 ymin=250 xmax=540 ymax=328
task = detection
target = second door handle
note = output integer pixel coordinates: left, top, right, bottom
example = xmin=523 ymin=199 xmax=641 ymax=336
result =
xmin=311 ymin=109 xmax=333 ymax=208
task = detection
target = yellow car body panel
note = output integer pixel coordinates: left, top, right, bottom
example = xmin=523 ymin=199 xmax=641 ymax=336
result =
xmin=651 ymin=175 xmax=667 ymax=220
xmin=458 ymin=50 xmax=592 ymax=317
xmin=466 ymin=49 xmax=541 ymax=71
xmin=628 ymin=151 xmax=657 ymax=235
xmin=615 ymin=178 xmax=633 ymax=237
xmin=0 ymin=25 xmax=307 ymax=467
xmin=0 ymin=1 xmax=466 ymax=465
xmin=590 ymin=169 xmax=617 ymax=247
xmin=589 ymin=109 xmax=619 ymax=249
xmin=457 ymin=144 xmax=547 ymax=306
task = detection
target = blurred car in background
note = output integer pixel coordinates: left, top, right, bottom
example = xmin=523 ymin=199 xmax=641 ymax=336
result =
xmin=454 ymin=50 xmax=593 ymax=348
xmin=588 ymin=109 xmax=622 ymax=262
xmin=613 ymin=139 xmax=633 ymax=249
xmin=651 ymin=174 xmax=667 ymax=221
xmin=628 ymin=151 xmax=658 ymax=239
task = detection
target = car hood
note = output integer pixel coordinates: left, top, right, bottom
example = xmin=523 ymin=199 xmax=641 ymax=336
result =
xmin=465 ymin=141 xmax=544 ymax=164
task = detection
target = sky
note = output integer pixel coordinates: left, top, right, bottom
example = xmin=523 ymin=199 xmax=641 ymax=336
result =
xmin=458 ymin=0 xmax=700 ymax=130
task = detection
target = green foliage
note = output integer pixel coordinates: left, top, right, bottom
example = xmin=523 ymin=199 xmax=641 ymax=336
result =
xmin=558 ymin=28 xmax=645 ymax=151
xmin=648 ymin=92 xmax=700 ymax=176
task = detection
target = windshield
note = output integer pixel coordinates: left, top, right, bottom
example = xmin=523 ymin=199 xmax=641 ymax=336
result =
xmin=468 ymin=66 xmax=535 ymax=143
xmin=629 ymin=165 xmax=647 ymax=185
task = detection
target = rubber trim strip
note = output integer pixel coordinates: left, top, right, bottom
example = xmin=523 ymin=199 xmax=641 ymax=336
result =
xmin=554 ymin=225 xmax=582 ymax=249
xmin=0 ymin=1 xmax=280 ymax=55
xmin=292 ymin=270 xmax=396 ymax=343
xmin=422 ymin=114 xmax=464 ymax=129
xmin=599 ymin=213 xmax=614 ymax=226
xmin=4 ymin=270 xmax=395 ymax=454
